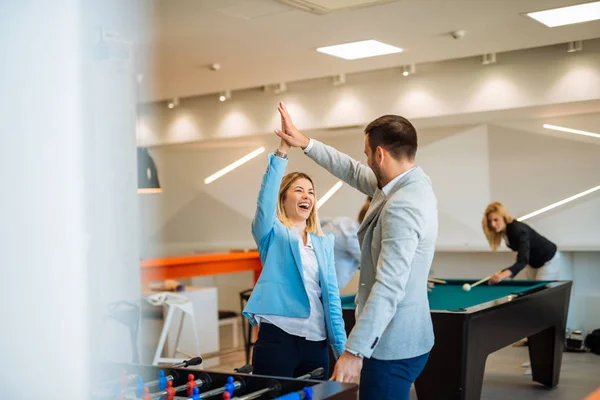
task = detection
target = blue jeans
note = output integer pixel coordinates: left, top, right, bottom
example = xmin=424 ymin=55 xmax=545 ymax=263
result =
xmin=359 ymin=352 xmax=430 ymax=400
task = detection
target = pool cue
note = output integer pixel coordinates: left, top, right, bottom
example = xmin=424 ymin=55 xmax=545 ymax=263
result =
xmin=427 ymin=277 xmax=446 ymax=284
xmin=470 ymin=275 xmax=492 ymax=288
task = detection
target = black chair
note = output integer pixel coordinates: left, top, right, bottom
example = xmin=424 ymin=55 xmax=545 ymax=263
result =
xmin=239 ymin=288 xmax=256 ymax=364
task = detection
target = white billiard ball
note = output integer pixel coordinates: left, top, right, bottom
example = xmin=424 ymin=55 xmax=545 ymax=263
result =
xmin=462 ymin=283 xmax=471 ymax=292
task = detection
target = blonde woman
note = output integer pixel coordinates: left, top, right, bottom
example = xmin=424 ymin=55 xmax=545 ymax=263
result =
xmin=242 ymin=138 xmax=346 ymax=378
xmin=483 ymin=202 xmax=560 ymax=284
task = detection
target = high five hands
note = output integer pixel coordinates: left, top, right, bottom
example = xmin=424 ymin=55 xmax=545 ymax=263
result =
xmin=274 ymin=102 xmax=310 ymax=149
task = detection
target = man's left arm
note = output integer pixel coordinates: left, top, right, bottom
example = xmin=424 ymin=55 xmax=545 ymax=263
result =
xmin=345 ymin=201 xmax=422 ymax=358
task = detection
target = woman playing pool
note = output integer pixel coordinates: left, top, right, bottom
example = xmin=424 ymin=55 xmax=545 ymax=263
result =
xmin=482 ymin=201 xmax=561 ymax=284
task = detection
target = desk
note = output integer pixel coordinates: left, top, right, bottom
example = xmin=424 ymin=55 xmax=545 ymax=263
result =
xmin=140 ymin=251 xmax=262 ymax=284
xmin=341 ymin=279 xmax=572 ymax=400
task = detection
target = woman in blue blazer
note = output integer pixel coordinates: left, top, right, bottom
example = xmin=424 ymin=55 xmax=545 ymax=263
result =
xmin=242 ymin=138 xmax=346 ymax=378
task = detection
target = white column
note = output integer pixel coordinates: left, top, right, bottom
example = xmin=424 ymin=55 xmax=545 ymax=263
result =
xmin=0 ymin=1 xmax=147 ymax=397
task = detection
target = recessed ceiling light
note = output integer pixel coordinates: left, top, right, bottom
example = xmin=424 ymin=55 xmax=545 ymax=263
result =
xmin=525 ymin=1 xmax=600 ymax=27
xmin=317 ymin=39 xmax=402 ymax=60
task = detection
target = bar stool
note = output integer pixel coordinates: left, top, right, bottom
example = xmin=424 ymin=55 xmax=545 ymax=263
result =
xmin=147 ymin=292 xmax=201 ymax=366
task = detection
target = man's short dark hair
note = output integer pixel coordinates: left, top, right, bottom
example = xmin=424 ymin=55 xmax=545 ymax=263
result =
xmin=364 ymin=115 xmax=417 ymax=160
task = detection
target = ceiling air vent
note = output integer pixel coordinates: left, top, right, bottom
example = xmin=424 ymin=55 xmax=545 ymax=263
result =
xmin=276 ymin=0 xmax=398 ymax=14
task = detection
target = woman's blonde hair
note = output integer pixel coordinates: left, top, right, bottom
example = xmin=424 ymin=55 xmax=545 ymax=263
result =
xmin=482 ymin=201 xmax=514 ymax=251
xmin=358 ymin=196 xmax=372 ymax=224
xmin=276 ymin=172 xmax=324 ymax=235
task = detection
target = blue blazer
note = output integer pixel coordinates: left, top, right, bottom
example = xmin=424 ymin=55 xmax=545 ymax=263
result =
xmin=242 ymin=153 xmax=347 ymax=358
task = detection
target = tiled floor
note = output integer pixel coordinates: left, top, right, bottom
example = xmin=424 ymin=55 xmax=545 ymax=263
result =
xmin=141 ymin=322 xmax=599 ymax=399
xmin=209 ymin=328 xmax=600 ymax=400
xmin=464 ymin=346 xmax=599 ymax=400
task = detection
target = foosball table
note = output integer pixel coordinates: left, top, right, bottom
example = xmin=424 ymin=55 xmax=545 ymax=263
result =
xmin=94 ymin=358 xmax=357 ymax=400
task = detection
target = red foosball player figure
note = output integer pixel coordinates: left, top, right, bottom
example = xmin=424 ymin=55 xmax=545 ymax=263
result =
xmin=142 ymin=386 xmax=152 ymax=400
xmin=120 ymin=370 xmax=129 ymax=389
xmin=222 ymin=392 xmax=231 ymax=399
xmin=187 ymin=374 xmax=197 ymax=397
xmin=166 ymin=380 xmax=176 ymax=400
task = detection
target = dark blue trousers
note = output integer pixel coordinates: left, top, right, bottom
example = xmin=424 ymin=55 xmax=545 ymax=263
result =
xmin=251 ymin=322 xmax=329 ymax=379
xmin=359 ymin=352 xmax=429 ymax=400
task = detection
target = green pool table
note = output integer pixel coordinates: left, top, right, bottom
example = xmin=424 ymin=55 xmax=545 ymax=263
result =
xmin=340 ymin=279 xmax=572 ymax=400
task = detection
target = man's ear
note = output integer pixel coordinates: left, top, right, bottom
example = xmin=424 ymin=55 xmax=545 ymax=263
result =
xmin=376 ymin=146 xmax=385 ymax=162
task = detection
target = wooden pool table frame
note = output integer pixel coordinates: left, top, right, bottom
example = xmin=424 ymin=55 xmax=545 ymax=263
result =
xmin=341 ymin=280 xmax=572 ymax=400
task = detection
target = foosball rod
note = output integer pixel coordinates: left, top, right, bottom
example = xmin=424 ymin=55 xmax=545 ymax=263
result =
xmin=272 ymin=387 xmax=313 ymax=400
xmin=150 ymin=377 xmax=206 ymax=399
xmin=171 ymin=357 xmax=203 ymax=369
xmin=197 ymin=365 xmax=252 ymax=399
xmin=198 ymin=378 xmax=241 ymax=399
xmin=230 ymin=368 xmax=324 ymax=400
xmin=98 ymin=372 xmax=138 ymax=389
xmin=123 ymin=374 xmax=175 ymax=394
xmin=294 ymin=368 xmax=324 ymax=381
xmin=150 ymin=365 xmax=252 ymax=399
xmin=230 ymin=386 xmax=272 ymax=400
xmin=98 ymin=356 xmax=202 ymax=393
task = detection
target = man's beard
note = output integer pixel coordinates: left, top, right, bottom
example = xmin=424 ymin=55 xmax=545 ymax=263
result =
xmin=371 ymin=163 xmax=384 ymax=190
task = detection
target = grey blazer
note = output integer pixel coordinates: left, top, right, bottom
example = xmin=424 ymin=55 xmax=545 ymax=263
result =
xmin=305 ymin=139 xmax=438 ymax=360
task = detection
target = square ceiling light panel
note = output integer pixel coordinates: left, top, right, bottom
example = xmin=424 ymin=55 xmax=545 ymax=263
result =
xmin=317 ymin=39 xmax=403 ymax=60
xmin=526 ymin=1 xmax=600 ymax=27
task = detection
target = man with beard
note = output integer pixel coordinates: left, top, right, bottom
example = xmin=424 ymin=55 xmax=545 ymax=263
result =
xmin=274 ymin=102 xmax=438 ymax=400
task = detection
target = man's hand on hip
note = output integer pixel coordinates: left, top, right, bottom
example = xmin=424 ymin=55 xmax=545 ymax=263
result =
xmin=275 ymin=102 xmax=310 ymax=149
xmin=330 ymin=351 xmax=363 ymax=383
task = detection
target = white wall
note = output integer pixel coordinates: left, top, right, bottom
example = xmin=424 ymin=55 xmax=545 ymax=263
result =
xmin=140 ymin=123 xmax=600 ymax=256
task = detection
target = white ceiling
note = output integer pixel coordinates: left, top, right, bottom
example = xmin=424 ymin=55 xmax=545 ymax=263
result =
xmin=138 ymin=0 xmax=600 ymax=102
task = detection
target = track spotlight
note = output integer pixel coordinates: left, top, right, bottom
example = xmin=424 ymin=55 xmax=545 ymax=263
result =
xmin=401 ymin=64 xmax=416 ymax=76
xmin=263 ymin=83 xmax=287 ymax=94
xmin=219 ymin=90 xmax=231 ymax=102
xmin=567 ymin=41 xmax=583 ymax=53
xmin=332 ymin=74 xmax=346 ymax=86
xmin=482 ymin=53 xmax=496 ymax=65
xmin=167 ymin=98 xmax=179 ymax=109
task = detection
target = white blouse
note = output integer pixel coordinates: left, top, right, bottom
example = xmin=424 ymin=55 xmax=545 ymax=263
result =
xmin=256 ymin=229 xmax=327 ymax=341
